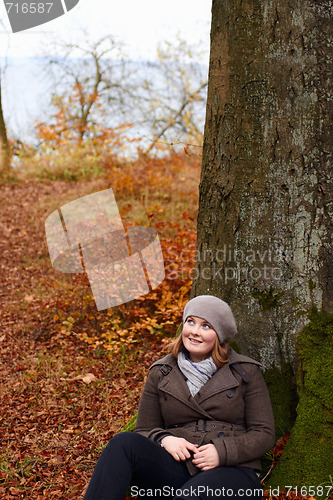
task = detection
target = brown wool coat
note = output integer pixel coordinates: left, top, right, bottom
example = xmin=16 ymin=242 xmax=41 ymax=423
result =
xmin=135 ymin=349 xmax=275 ymax=475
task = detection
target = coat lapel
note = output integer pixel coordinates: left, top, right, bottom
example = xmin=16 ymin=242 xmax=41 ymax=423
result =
xmin=154 ymin=354 xmax=240 ymax=417
xmin=194 ymin=363 xmax=240 ymax=404
xmin=158 ymin=366 xmax=215 ymax=419
xmin=194 ymin=348 xmax=261 ymax=404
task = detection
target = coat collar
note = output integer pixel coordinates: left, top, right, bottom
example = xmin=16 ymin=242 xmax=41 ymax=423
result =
xmin=150 ymin=349 xmax=261 ymax=410
xmin=156 ymin=359 xmax=213 ymax=418
xmin=150 ymin=348 xmax=261 ymax=371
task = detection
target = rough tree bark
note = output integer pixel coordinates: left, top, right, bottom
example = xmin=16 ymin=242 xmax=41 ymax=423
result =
xmin=192 ymin=0 xmax=332 ymax=371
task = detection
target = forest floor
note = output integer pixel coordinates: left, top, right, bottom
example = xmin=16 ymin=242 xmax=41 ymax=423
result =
xmin=0 ymin=150 xmax=203 ymax=500
xmin=0 ymin=178 xmax=168 ymax=499
xmin=0 ymin=170 xmax=330 ymax=500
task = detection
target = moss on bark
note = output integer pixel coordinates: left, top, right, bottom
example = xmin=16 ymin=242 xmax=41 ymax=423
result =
xmin=268 ymin=307 xmax=333 ymax=491
xmin=250 ymin=288 xmax=285 ymax=313
xmin=264 ymin=363 xmax=297 ymax=440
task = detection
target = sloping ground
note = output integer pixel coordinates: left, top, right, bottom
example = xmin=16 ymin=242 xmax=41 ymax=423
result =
xmin=0 ymin=180 xmax=161 ymax=499
xmin=1 ymin=179 xmax=328 ymax=500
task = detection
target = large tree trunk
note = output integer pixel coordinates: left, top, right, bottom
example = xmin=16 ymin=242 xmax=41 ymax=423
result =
xmin=192 ymin=0 xmax=332 ymax=371
xmin=0 ymin=72 xmax=10 ymax=175
xmin=193 ymin=0 xmax=333 ymax=486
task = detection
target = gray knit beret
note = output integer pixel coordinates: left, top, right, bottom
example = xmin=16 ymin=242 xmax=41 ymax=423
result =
xmin=182 ymin=295 xmax=237 ymax=344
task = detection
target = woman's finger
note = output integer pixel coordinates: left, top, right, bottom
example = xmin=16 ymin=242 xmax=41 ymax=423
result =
xmin=192 ymin=456 xmax=204 ymax=464
xmin=197 ymin=444 xmax=209 ymax=451
xmin=185 ymin=441 xmax=198 ymax=453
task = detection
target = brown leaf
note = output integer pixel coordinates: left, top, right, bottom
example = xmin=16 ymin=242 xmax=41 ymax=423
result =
xmin=9 ymin=486 xmax=21 ymax=496
xmin=74 ymin=373 xmax=97 ymax=384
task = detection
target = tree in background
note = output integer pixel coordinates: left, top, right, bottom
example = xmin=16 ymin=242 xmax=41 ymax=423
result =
xmin=143 ymin=37 xmax=208 ymax=151
xmin=12 ymin=34 xmax=207 ymax=179
xmin=42 ymin=35 xmax=207 ymax=152
xmin=0 ymin=17 xmax=11 ymax=177
xmin=192 ymin=0 xmax=332 ymax=488
xmin=0 ymin=67 xmax=10 ymax=175
xmin=45 ymin=34 xmax=132 ymax=143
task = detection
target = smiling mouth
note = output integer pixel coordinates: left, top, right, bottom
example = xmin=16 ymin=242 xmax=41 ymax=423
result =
xmin=189 ymin=338 xmax=202 ymax=344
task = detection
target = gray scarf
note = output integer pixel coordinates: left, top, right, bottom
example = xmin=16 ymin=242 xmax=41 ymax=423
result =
xmin=177 ymin=351 xmax=218 ymax=396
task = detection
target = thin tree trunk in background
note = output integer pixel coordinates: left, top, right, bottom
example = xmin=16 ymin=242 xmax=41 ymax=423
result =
xmin=192 ymin=0 xmax=332 ymax=369
xmin=0 ymin=72 xmax=10 ymax=175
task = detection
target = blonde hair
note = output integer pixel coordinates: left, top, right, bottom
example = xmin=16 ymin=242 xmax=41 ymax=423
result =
xmin=170 ymin=333 xmax=229 ymax=367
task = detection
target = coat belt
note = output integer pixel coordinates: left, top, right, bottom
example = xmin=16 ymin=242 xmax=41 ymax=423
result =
xmin=170 ymin=419 xmax=246 ymax=434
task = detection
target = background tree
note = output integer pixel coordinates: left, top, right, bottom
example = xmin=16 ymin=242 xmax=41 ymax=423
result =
xmin=0 ymin=67 xmax=10 ymax=175
xmin=42 ymin=35 xmax=208 ymax=151
xmin=142 ymin=38 xmax=208 ymax=151
xmin=0 ymin=17 xmax=10 ymax=176
xmin=191 ymin=0 xmax=332 ymax=488
xmin=44 ymin=34 xmax=132 ymax=143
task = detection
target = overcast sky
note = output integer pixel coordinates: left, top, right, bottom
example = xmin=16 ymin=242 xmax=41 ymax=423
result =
xmin=0 ymin=0 xmax=212 ymax=61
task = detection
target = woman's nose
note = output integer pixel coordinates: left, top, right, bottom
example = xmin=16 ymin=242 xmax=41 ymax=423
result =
xmin=191 ymin=324 xmax=200 ymax=335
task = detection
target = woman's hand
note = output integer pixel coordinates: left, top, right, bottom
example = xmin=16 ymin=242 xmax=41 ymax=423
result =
xmin=192 ymin=443 xmax=220 ymax=471
xmin=160 ymin=436 xmax=198 ymax=462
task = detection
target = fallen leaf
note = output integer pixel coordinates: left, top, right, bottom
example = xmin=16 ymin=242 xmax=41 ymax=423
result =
xmin=74 ymin=373 xmax=97 ymax=384
xmin=9 ymin=486 xmax=21 ymax=495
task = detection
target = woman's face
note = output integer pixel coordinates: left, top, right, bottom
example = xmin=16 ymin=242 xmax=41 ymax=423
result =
xmin=181 ymin=315 xmax=217 ymax=362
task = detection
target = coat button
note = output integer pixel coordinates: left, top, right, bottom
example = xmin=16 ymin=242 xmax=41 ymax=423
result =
xmin=218 ymin=431 xmax=225 ymax=438
xmin=227 ymin=390 xmax=234 ymax=398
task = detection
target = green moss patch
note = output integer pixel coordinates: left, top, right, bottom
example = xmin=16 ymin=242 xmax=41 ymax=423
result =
xmin=268 ymin=307 xmax=333 ymax=492
xmin=264 ymin=363 xmax=297 ymax=440
xmin=251 ymin=287 xmax=284 ymax=312
xmin=228 ymin=340 xmax=242 ymax=353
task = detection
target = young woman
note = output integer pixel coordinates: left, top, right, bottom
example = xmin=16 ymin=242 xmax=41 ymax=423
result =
xmin=84 ymin=295 xmax=275 ymax=500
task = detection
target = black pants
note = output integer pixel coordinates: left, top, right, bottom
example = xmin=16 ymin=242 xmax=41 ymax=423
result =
xmin=83 ymin=432 xmax=263 ymax=500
